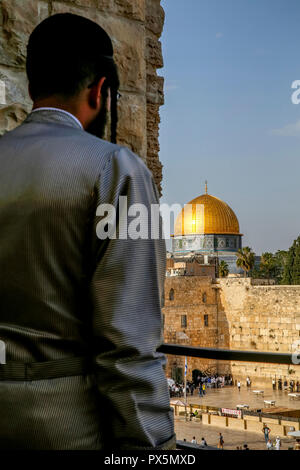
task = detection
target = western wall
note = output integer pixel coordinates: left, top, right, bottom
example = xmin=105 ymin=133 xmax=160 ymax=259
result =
xmin=163 ymin=276 xmax=300 ymax=387
xmin=0 ymin=0 xmax=165 ymax=194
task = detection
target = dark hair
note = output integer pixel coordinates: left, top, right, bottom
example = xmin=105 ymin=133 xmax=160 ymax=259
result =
xmin=26 ymin=13 xmax=120 ymax=143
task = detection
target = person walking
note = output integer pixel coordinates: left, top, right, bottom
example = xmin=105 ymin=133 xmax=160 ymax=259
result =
xmin=237 ymin=381 xmax=241 ymax=392
xmin=275 ymin=436 xmax=281 ymax=450
xmin=217 ymin=433 xmax=224 ymax=449
xmin=262 ymin=424 xmax=271 ymax=444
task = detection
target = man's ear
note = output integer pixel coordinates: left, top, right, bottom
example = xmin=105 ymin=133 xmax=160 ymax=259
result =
xmin=88 ymin=77 xmax=106 ymax=110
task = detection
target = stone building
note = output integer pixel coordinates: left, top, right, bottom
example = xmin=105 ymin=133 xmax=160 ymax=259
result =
xmin=0 ymin=0 xmax=165 ymax=194
xmin=163 ymin=276 xmax=300 ymax=387
xmin=163 ymin=275 xmax=229 ymax=383
xmin=166 ymin=254 xmax=216 ymax=279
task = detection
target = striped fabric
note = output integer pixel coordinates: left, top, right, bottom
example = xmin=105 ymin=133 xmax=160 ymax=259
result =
xmin=0 ymin=110 xmax=175 ymax=450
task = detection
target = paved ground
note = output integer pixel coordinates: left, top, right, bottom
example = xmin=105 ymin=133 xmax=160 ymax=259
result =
xmin=185 ymin=385 xmax=300 ymax=411
xmin=173 ymin=386 xmax=300 ymax=450
xmin=175 ymin=418 xmax=295 ymax=450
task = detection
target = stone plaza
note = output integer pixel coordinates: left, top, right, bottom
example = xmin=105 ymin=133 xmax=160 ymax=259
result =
xmin=173 ymin=385 xmax=300 ymax=450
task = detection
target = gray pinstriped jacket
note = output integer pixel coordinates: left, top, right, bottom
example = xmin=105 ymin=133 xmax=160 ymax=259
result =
xmin=0 ymin=109 xmax=175 ymax=450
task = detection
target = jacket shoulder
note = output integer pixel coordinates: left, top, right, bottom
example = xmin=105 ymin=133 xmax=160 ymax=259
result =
xmin=107 ymin=145 xmax=152 ymax=179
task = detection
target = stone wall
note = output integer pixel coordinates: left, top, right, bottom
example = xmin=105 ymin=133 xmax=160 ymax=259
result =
xmin=0 ymin=0 xmax=165 ymax=194
xmin=217 ymin=278 xmax=300 ymax=386
xmin=163 ymin=276 xmax=300 ymax=387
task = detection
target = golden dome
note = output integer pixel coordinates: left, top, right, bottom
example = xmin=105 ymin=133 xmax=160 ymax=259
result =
xmin=174 ymin=192 xmax=240 ymax=236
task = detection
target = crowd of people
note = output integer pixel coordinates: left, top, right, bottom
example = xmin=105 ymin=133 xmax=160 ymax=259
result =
xmin=168 ymin=374 xmax=233 ymax=397
xmin=272 ymin=378 xmax=300 ymax=392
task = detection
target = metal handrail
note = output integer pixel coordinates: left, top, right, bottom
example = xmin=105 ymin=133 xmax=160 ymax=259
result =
xmin=158 ymin=343 xmax=294 ymax=365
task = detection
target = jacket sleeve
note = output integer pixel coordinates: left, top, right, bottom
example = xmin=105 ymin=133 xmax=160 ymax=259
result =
xmin=89 ymin=146 xmax=176 ymax=450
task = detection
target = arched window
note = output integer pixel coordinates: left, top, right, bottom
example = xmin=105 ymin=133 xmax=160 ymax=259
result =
xmin=202 ymin=292 xmax=207 ymax=303
xmin=169 ymin=288 xmax=175 ymax=301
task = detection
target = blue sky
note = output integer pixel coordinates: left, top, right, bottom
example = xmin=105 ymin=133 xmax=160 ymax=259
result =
xmin=159 ymin=0 xmax=300 ymax=254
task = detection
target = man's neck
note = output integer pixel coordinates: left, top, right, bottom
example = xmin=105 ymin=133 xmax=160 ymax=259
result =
xmin=32 ymin=98 xmax=87 ymax=128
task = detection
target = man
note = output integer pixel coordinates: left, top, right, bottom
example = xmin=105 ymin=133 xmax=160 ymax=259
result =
xmin=200 ymin=437 xmax=208 ymax=447
xmin=262 ymin=424 xmax=271 ymax=444
xmin=0 ymin=13 xmax=175 ymax=450
xmin=218 ymin=433 xmax=224 ymax=449
xmin=237 ymin=380 xmax=241 ymax=392
xmin=191 ymin=437 xmax=197 ymax=444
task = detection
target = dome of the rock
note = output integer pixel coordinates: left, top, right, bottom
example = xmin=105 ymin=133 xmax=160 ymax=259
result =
xmin=174 ymin=193 xmax=240 ymax=236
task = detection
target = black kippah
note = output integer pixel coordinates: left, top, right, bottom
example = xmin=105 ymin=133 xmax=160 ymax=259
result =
xmin=26 ymin=13 xmax=116 ymax=97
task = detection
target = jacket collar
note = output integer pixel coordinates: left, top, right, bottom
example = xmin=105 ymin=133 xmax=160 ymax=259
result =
xmin=24 ymin=107 xmax=83 ymax=130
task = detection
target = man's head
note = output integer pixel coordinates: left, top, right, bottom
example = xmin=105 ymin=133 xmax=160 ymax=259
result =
xmin=26 ymin=13 xmax=120 ymax=141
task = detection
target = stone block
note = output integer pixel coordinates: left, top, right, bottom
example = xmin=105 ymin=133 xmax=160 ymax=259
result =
xmin=281 ymin=420 xmax=300 ymax=431
xmin=244 ymin=415 xmax=260 ymax=422
xmin=202 ymin=413 xmax=210 ymax=425
xmin=227 ymin=417 xmax=246 ymax=430
xmin=146 ymin=36 xmax=163 ymax=69
xmin=210 ymin=415 xmax=227 ymax=428
xmin=261 ymin=417 xmax=280 ymax=425
xmin=0 ymin=103 xmax=28 ymax=135
xmin=96 ymin=0 xmax=146 ymax=21
xmin=0 ymin=0 xmax=49 ymax=67
xmin=146 ymin=0 xmax=164 ymax=37
xmin=245 ymin=420 xmax=265 ymax=433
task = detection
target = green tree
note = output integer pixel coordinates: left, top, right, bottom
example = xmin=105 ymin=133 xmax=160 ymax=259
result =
xmin=218 ymin=260 xmax=229 ymax=278
xmin=282 ymin=236 xmax=300 ymax=285
xmin=260 ymin=252 xmax=276 ymax=278
xmin=236 ymin=247 xmax=255 ymax=277
xmin=273 ymin=250 xmax=288 ymax=284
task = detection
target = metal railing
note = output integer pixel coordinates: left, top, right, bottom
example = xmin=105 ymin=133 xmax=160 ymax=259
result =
xmin=158 ymin=343 xmax=294 ymax=365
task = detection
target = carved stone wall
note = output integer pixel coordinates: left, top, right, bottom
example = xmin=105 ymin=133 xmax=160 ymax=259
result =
xmin=0 ymin=0 xmax=165 ymax=194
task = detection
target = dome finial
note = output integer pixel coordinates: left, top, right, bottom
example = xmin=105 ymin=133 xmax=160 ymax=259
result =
xmin=205 ymin=180 xmax=208 ymax=194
